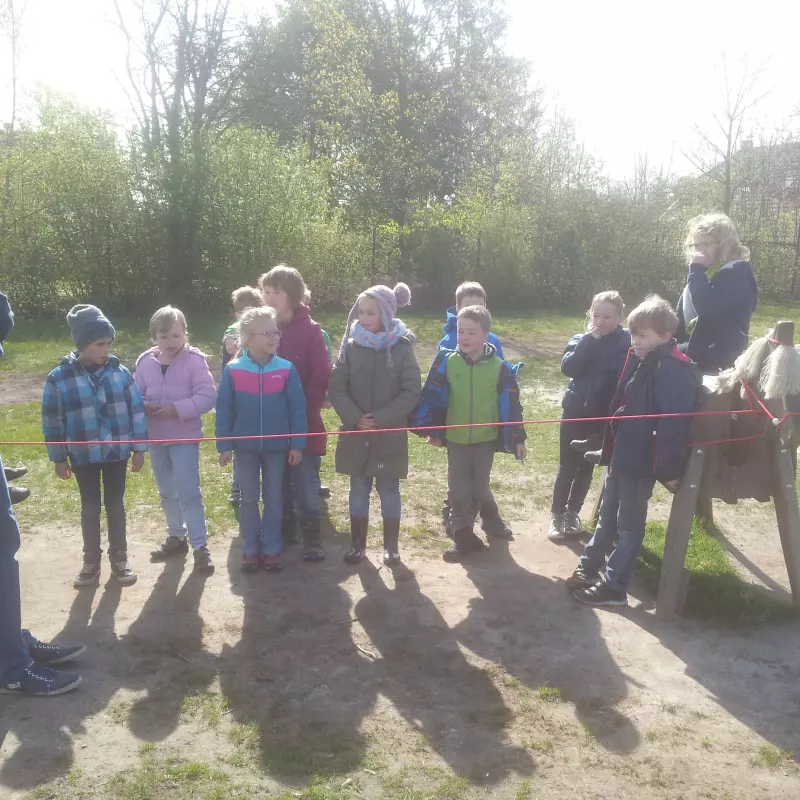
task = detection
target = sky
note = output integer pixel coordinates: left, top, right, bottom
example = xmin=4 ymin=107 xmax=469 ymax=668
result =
xmin=1 ymin=0 xmax=798 ymax=179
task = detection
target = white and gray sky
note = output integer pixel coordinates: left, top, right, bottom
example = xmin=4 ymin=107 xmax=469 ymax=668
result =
xmin=1 ymin=0 xmax=798 ymax=178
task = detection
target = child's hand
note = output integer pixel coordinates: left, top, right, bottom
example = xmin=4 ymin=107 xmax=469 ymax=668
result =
xmin=288 ymin=449 xmax=303 ymax=466
xmin=153 ymin=404 xmax=179 ymax=420
xmin=663 ymin=479 xmax=680 ymax=493
xmin=356 ymin=414 xmax=377 ymax=430
xmin=516 ymin=443 xmax=527 ymax=461
xmin=131 ymin=452 xmax=145 ymax=473
xmin=143 ymin=401 xmax=158 ymax=416
xmin=427 ymin=436 xmax=443 ymax=447
xmin=54 ymin=461 xmax=71 ymax=481
xmin=219 ymin=450 xmax=233 ymax=467
xmin=587 ymin=326 xmax=602 ymax=340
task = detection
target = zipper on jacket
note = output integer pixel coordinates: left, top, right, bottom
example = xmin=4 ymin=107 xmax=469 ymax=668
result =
xmin=259 ymin=362 xmax=264 ymax=451
xmin=469 ymin=362 xmax=474 ymax=444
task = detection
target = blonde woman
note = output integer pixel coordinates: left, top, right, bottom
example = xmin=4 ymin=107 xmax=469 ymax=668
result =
xmin=676 ymin=213 xmax=758 ymax=374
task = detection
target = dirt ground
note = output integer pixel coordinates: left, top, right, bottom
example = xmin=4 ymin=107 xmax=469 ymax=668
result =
xmin=1 ymin=499 xmax=799 ymax=799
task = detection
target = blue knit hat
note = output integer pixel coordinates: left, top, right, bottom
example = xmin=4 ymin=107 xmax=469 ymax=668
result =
xmin=66 ymin=304 xmax=116 ymax=351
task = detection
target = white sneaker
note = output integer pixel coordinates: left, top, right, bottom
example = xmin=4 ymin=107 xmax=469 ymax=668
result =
xmin=548 ymin=512 xmax=566 ymax=541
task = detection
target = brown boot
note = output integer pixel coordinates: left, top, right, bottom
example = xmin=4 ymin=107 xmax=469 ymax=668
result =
xmin=382 ymin=518 xmax=401 ymax=566
xmin=344 ymin=516 xmax=369 ymax=564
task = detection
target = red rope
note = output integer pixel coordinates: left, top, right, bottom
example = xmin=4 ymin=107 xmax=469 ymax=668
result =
xmin=2 ymin=406 xmax=764 ymax=447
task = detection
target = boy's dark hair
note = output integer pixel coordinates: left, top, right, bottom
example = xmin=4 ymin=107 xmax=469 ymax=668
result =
xmin=458 ymin=304 xmax=492 ymax=333
xmin=455 ymin=281 xmax=487 ymax=308
xmin=231 ymin=286 xmax=264 ymax=313
xmin=258 ymin=265 xmax=308 ymax=309
xmin=627 ymin=295 xmax=679 ymax=337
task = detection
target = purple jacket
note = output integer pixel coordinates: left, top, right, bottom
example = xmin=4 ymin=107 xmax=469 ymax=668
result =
xmin=134 ymin=345 xmax=216 ymax=442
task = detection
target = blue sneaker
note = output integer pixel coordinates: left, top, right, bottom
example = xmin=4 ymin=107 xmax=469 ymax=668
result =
xmin=22 ymin=631 xmax=86 ymax=665
xmin=0 ymin=663 xmax=82 ymax=696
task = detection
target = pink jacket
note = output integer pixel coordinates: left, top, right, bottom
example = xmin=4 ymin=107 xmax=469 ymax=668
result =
xmin=134 ymin=345 xmax=216 ymax=442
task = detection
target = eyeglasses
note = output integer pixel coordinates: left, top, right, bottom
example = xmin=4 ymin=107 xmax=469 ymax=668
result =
xmin=250 ymin=331 xmax=281 ymax=339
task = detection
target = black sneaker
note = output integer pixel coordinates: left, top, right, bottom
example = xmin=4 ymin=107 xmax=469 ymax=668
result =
xmin=150 ymin=536 xmax=189 ymax=561
xmin=570 ymin=434 xmax=602 ymax=454
xmin=109 ymin=554 xmax=138 ymax=586
xmin=584 ymin=450 xmax=602 ymax=465
xmin=9 ymin=486 xmax=30 ymax=505
xmin=565 ymin=566 xmax=601 ymax=591
xmin=572 ymin=581 xmax=628 ymax=607
xmin=23 ymin=632 xmax=86 ymax=665
xmin=4 ymin=465 xmax=27 ymax=481
xmin=74 ymin=562 xmax=100 ymax=588
xmin=228 ymin=484 xmax=241 ymax=507
xmin=0 ymin=663 xmax=82 ymax=696
xmin=193 ymin=546 xmax=215 ymax=575
xmin=318 ymin=484 xmax=331 ymax=498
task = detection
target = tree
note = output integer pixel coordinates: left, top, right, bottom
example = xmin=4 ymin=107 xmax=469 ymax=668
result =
xmin=683 ymin=54 xmax=768 ymax=215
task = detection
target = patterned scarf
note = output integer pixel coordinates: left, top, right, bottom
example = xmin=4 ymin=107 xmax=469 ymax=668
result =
xmin=349 ymin=320 xmax=409 ymax=365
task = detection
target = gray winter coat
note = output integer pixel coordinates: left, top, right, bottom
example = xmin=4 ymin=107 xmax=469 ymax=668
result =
xmin=329 ymin=337 xmax=421 ymax=478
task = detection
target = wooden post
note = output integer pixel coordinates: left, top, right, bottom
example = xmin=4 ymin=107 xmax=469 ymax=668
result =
xmin=656 ymin=447 xmax=707 ymax=620
xmin=772 ymin=430 xmax=800 ymax=605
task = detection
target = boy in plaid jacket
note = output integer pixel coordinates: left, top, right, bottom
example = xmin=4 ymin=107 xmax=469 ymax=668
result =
xmin=42 ymin=305 xmax=147 ymax=588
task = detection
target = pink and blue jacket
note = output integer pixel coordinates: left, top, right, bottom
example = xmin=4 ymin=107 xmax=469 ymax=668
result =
xmin=215 ymin=351 xmax=307 ymax=453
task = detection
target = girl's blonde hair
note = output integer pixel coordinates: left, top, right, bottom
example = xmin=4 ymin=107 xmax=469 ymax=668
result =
xmin=238 ymin=306 xmax=278 ymax=350
xmin=149 ymin=305 xmax=187 ymax=339
xmin=585 ymin=291 xmax=624 ymax=330
xmin=683 ymin=213 xmax=750 ymax=263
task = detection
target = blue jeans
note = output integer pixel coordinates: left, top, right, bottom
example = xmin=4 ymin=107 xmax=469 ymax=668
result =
xmin=149 ymin=443 xmax=208 ymax=550
xmin=580 ymin=470 xmax=655 ymax=593
xmin=349 ymin=476 xmax=402 ymax=519
xmin=0 ymin=457 xmax=33 ymax=680
xmin=238 ymin=449 xmax=286 ymax=556
xmin=283 ymin=454 xmax=322 ymax=523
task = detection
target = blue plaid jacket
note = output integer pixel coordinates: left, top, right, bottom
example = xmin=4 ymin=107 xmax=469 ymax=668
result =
xmin=42 ymin=353 xmax=148 ymax=465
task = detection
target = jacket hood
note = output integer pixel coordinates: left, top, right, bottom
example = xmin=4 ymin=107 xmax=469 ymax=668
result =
xmin=718 ymin=260 xmax=758 ymax=312
xmin=457 ymin=342 xmax=497 ymax=364
xmin=282 ymin=304 xmax=312 ymax=327
xmin=135 ymin=344 xmax=208 ymax=368
xmin=63 ymin=352 xmax=121 ymax=370
xmin=443 ymin=306 xmax=458 ymax=334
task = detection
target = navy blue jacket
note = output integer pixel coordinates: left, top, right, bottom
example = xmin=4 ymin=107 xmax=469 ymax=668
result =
xmin=676 ymin=260 xmax=758 ymax=373
xmin=561 ymin=326 xmax=631 ymax=419
xmin=604 ymin=340 xmax=702 ymax=483
xmin=0 ymin=292 xmax=13 ymax=358
xmin=439 ymin=307 xmax=504 ymax=358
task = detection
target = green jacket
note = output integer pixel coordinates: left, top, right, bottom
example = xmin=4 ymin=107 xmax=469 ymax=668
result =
xmin=329 ymin=337 xmax=421 ymax=478
xmin=445 ymin=349 xmax=502 ymax=444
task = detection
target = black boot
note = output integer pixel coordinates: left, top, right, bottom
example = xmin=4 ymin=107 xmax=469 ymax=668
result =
xmin=344 ymin=516 xmax=368 ymax=564
xmin=301 ymin=519 xmax=325 ymax=562
xmin=150 ymin=535 xmax=189 ymax=561
xmin=443 ymin=528 xmax=485 ymax=563
xmin=382 ymin=519 xmax=401 ymax=566
xmin=4 ymin=466 xmax=27 ymax=481
xmin=9 ymin=486 xmax=30 ymax=505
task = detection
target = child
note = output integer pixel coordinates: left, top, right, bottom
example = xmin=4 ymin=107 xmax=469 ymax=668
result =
xmin=42 ymin=305 xmax=147 ymax=588
xmin=567 ymin=296 xmax=701 ymax=607
xmin=329 ymin=283 xmax=421 ymax=565
xmin=549 ymin=291 xmax=630 ymax=541
xmin=676 ymin=213 xmax=758 ymax=374
xmin=134 ymin=306 xmax=216 ymax=575
xmin=216 ymin=307 xmax=307 ymax=572
xmin=439 ymin=281 xmax=504 ymax=358
xmin=438 ymin=281 xmax=511 ymax=540
xmin=258 ymin=265 xmax=332 ymax=561
xmin=223 ymin=287 xmax=265 ymax=511
xmin=222 ymin=286 xmax=265 ymax=368
xmin=413 ymin=305 xmax=526 ymax=562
